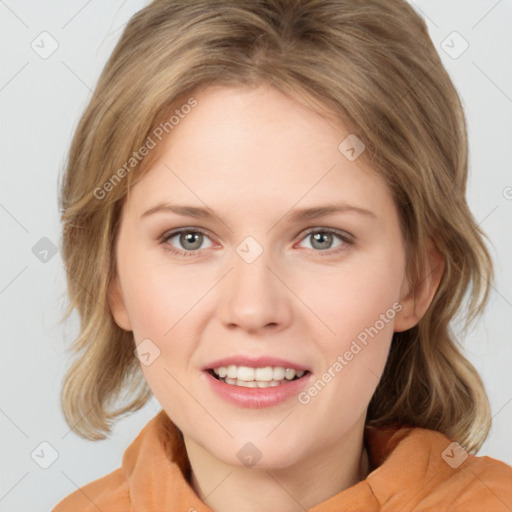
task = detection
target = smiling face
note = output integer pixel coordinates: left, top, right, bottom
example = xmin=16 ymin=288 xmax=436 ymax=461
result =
xmin=109 ymin=83 xmax=419 ymax=470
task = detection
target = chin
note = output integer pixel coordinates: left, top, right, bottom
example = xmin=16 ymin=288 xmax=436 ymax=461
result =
xmin=206 ymin=437 xmax=306 ymax=471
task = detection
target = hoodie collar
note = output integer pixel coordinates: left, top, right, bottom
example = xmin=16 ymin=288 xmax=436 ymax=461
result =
xmin=122 ymin=409 xmax=434 ymax=511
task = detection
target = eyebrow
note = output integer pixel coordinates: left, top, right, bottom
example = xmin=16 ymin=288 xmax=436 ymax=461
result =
xmin=141 ymin=202 xmax=377 ymax=223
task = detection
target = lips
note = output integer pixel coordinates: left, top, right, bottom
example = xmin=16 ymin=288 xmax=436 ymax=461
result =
xmin=202 ymin=364 xmax=312 ymax=408
xmin=200 ymin=355 xmax=312 ymax=407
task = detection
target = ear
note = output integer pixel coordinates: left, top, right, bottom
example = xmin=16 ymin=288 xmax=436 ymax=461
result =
xmin=394 ymin=239 xmax=445 ymax=333
xmin=108 ymin=275 xmax=133 ymax=331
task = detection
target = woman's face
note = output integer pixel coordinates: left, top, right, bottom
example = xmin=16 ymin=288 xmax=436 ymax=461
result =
xmin=110 ymin=83 xmax=414 ymax=469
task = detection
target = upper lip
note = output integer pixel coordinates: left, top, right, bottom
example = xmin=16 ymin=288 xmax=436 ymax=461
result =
xmin=204 ymin=356 xmax=310 ymax=372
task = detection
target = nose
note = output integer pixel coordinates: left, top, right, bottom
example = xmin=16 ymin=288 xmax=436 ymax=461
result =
xmin=216 ymin=248 xmax=293 ymax=335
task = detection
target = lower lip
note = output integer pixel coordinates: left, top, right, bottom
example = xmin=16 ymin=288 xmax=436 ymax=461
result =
xmin=203 ymin=371 xmax=312 ymax=408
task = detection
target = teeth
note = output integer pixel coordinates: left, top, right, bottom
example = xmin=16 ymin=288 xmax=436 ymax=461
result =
xmin=273 ymin=367 xmax=285 ymax=380
xmin=237 ymin=366 xmax=255 ymax=381
xmin=238 ymin=379 xmax=284 ymax=388
xmin=227 ymin=365 xmax=238 ymax=379
xmin=235 ymin=379 xmax=257 ymax=388
xmin=255 ymin=367 xmax=273 ymax=381
xmin=285 ymin=368 xmax=296 ymax=380
xmin=212 ymin=365 xmax=307 ymax=387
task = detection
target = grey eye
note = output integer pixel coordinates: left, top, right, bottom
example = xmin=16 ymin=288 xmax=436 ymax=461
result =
xmin=179 ymin=232 xmax=204 ymax=250
xmin=299 ymin=230 xmax=346 ymax=251
xmin=165 ymin=230 xmax=213 ymax=252
xmin=309 ymin=232 xmax=334 ymax=250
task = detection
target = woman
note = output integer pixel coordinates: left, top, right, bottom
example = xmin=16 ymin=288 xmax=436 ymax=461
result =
xmin=53 ymin=0 xmax=512 ymax=510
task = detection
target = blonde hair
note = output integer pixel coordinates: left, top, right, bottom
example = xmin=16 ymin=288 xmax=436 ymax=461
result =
xmin=59 ymin=0 xmax=493 ymax=452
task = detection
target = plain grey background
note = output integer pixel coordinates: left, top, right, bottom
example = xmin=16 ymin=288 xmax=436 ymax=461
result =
xmin=1 ymin=1 xmax=511 ymax=511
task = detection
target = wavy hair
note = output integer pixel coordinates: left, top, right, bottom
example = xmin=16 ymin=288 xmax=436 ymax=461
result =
xmin=59 ymin=0 xmax=493 ymax=451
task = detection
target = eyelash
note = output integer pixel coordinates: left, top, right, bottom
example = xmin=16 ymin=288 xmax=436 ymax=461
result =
xmin=160 ymin=227 xmax=354 ymax=257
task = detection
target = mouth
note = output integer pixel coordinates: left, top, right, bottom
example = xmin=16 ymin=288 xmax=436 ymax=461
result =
xmin=206 ymin=365 xmax=310 ymax=388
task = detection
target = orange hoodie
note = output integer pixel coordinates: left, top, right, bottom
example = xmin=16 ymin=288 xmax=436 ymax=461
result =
xmin=52 ymin=409 xmax=512 ymax=511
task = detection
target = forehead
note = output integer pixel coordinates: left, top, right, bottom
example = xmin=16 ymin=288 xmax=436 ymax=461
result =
xmin=164 ymin=83 xmax=348 ymax=170
xmin=125 ymin=84 xmax=394 ymax=223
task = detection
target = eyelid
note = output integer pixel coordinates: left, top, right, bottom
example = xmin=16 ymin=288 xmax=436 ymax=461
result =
xmin=161 ymin=226 xmax=212 ymax=240
xmin=296 ymin=226 xmax=354 ymax=244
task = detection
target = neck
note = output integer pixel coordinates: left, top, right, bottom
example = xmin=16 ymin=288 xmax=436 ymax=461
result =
xmin=184 ymin=417 xmax=369 ymax=512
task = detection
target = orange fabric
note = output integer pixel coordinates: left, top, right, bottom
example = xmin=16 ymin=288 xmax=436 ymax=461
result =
xmin=53 ymin=409 xmax=512 ymax=511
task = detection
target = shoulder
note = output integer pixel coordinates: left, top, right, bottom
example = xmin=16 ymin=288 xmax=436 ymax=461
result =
xmin=431 ymin=449 xmax=512 ymax=510
xmin=52 ymin=467 xmax=129 ymax=512
xmin=438 ymin=450 xmax=512 ymax=512
xmin=52 ymin=410 xmax=174 ymax=512
xmin=367 ymin=426 xmax=512 ymax=511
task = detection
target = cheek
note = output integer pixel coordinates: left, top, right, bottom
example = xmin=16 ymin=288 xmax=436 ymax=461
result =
xmin=301 ymin=252 xmax=404 ymax=341
xmin=298 ymin=251 xmax=403 ymax=407
xmin=120 ymin=258 xmax=207 ymax=397
xmin=121 ymin=258 xmax=204 ymax=339
xmin=123 ymin=263 xmax=204 ymax=421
